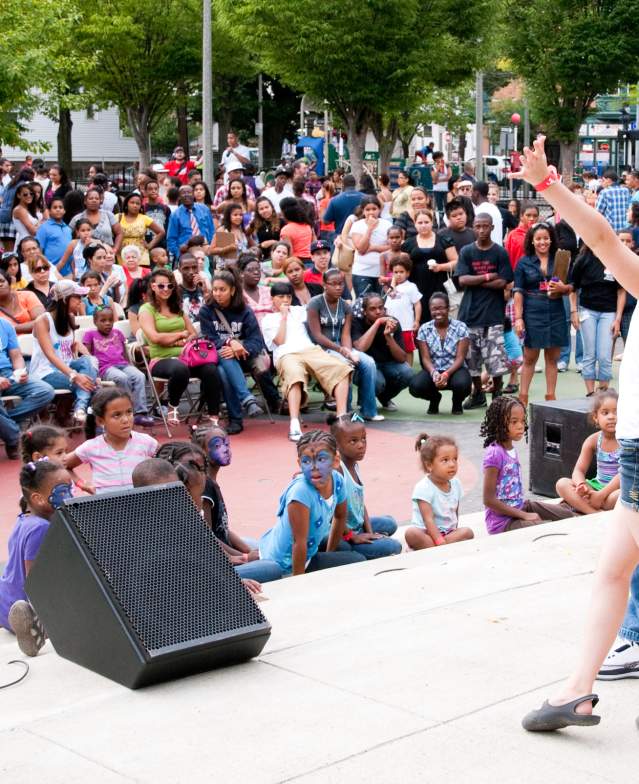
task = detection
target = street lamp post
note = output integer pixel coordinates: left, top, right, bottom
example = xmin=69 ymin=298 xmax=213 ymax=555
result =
xmin=202 ymin=0 xmax=214 ymax=186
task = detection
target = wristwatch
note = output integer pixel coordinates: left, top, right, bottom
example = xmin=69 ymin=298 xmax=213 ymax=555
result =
xmin=69 ymin=370 xmax=78 ymax=383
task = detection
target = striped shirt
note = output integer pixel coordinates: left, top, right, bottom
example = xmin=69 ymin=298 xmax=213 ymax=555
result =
xmin=73 ymin=432 xmax=158 ymax=491
xmin=596 ymin=184 xmax=631 ymax=232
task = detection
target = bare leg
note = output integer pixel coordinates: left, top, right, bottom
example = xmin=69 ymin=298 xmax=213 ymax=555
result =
xmin=288 ymin=383 xmax=302 ymax=421
xmin=549 ymin=504 xmax=639 ymax=712
xmin=520 ymin=347 xmax=539 ymax=400
xmin=332 ymin=377 xmax=351 ymax=416
xmin=555 ymin=477 xmax=597 ymax=515
xmin=405 ymin=527 xmax=435 ymax=550
xmin=544 ymin=346 xmax=560 ymax=398
xmin=603 ymin=490 xmax=620 ymax=510
xmin=444 ymin=527 xmax=474 ymax=543
xmin=584 ymin=378 xmax=595 ymax=395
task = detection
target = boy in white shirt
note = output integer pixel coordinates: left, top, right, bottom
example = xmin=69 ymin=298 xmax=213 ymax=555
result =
xmin=261 ymin=281 xmax=352 ymax=442
xmin=384 ymin=258 xmax=422 ymax=354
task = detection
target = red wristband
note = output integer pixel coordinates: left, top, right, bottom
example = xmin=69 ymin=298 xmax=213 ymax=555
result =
xmin=484 ymin=273 xmax=490 ymax=281
xmin=435 ymin=536 xmax=446 ymax=546
xmin=534 ymin=172 xmax=559 ymax=192
xmin=343 ymin=529 xmax=354 ymax=542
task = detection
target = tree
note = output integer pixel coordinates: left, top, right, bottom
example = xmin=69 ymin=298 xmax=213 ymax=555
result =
xmin=218 ymin=0 xmax=492 ymax=180
xmin=79 ymin=0 xmax=201 ymax=167
xmin=505 ymin=0 xmax=639 ymax=180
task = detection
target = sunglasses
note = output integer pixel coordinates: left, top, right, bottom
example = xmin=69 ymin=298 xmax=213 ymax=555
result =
xmin=34 ymin=266 xmax=50 ymax=273
xmin=155 ymin=283 xmax=175 ymax=290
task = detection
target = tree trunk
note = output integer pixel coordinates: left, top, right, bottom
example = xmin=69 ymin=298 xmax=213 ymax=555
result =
xmin=559 ymin=138 xmax=577 ymax=183
xmin=57 ymin=106 xmax=73 ymax=174
xmin=126 ymin=106 xmax=151 ymax=169
xmin=176 ymin=84 xmax=189 ymax=153
xmin=458 ymin=131 xmax=467 ymax=163
xmin=342 ymin=109 xmax=369 ymax=183
xmin=399 ymin=134 xmax=413 ymax=161
xmin=370 ymin=114 xmax=399 ymax=175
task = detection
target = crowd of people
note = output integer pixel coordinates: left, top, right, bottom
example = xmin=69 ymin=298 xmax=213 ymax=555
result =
xmin=0 ymin=138 xmax=638 ymax=688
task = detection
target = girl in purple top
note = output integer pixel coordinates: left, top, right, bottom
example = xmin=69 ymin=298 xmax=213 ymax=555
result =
xmin=1 ymin=460 xmax=73 ymax=656
xmin=481 ymin=397 xmax=575 ymax=534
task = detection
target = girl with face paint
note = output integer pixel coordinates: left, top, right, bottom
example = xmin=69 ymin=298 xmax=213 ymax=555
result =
xmin=190 ymin=425 xmax=283 ymax=583
xmin=258 ymin=429 xmax=367 ymax=576
xmin=1 ymin=460 xmax=73 ymax=656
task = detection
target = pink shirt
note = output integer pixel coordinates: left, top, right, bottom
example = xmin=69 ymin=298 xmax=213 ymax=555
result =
xmin=243 ymin=287 xmax=273 ymax=326
xmin=73 ymin=432 xmax=158 ymax=491
xmin=83 ymin=328 xmax=128 ymax=375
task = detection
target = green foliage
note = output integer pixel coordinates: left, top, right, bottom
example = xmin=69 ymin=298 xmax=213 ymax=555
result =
xmin=505 ymin=0 xmax=639 ymax=143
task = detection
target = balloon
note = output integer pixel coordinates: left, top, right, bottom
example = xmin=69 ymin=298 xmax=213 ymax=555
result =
xmin=511 ymin=113 xmax=521 ymax=125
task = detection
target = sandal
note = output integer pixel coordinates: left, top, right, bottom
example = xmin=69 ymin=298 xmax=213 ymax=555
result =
xmin=167 ymin=405 xmax=181 ymax=426
xmin=8 ymin=600 xmax=47 ymax=657
xmin=522 ymin=694 xmax=600 ymax=732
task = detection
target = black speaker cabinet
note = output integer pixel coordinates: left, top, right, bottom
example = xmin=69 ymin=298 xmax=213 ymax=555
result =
xmin=26 ymin=483 xmax=271 ymax=688
xmin=529 ymin=398 xmax=597 ymax=497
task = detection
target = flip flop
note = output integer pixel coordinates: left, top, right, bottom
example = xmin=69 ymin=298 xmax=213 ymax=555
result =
xmin=522 ymin=694 xmax=600 ymax=732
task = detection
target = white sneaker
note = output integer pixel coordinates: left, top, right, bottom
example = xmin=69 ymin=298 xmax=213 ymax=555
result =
xmin=364 ymin=414 xmax=385 ymax=422
xmin=288 ymin=426 xmax=302 ymax=443
xmin=557 ymin=361 xmax=568 ymax=372
xmin=382 ymin=400 xmax=399 ymax=411
xmin=597 ymin=638 xmax=639 ymax=680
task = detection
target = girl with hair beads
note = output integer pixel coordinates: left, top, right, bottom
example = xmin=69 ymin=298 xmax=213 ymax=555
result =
xmin=20 ymin=424 xmax=90 ymax=495
xmin=64 ymin=387 xmax=157 ymax=493
xmin=191 ymin=425 xmax=282 ymax=582
xmin=328 ymin=414 xmax=402 ymax=559
xmin=259 ymin=429 xmax=367 ymax=575
xmin=556 ymin=389 xmax=621 ymax=514
xmin=481 ymin=396 xmax=575 ymax=534
xmin=405 ymin=432 xmax=473 ymax=549
xmin=1 ymin=460 xmax=73 ymax=656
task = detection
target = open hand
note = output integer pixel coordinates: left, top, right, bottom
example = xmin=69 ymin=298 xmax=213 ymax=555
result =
xmin=509 ymin=135 xmax=551 ymax=187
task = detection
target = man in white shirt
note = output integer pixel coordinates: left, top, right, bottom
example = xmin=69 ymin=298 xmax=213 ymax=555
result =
xmin=261 ymin=281 xmax=351 ymax=441
xmin=221 ymin=131 xmax=251 ymax=178
xmin=261 ymin=168 xmax=293 ymax=214
xmin=471 ymin=182 xmax=503 ymax=245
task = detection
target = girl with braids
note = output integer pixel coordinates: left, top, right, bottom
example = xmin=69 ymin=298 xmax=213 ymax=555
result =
xmin=190 ymin=424 xmax=282 ymax=582
xmin=405 ymin=432 xmax=473 ymax=550
xmin=199 ymin=265 xmax=266 ymax=435
xmin=20 ymin=424 xmax=90 ymax=495
xmin=481 ymin=396 xmax=575 ymax=535
xmin=259 ymin=429 xmax=367 ymax=575
xmin=1 ymin=460 xmax=73 ymax=656
xmin=64 ymin=387 xmax=157 ymax=494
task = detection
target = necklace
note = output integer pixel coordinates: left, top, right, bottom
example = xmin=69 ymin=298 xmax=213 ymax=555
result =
xmin=322 ymin=294 xmax=342 ymax=342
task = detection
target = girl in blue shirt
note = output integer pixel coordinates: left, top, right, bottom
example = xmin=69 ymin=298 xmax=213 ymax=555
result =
xmin=259 ymin=430 xmax=366 ymax=575
xmin=35 ymin=197 xmax=72 ymax=272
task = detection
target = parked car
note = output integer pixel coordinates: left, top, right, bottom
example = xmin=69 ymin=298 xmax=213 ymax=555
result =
xmin=465 ymin=156 xmax=511 ymax=185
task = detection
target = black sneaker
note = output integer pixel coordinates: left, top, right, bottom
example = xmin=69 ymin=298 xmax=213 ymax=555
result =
xmin=226 ymin=419 xmax=244 ymax=435
xmin=463 ymin=393 xmax=487 ymax=410
xmin=451 ymin=405 xmax=464 ymax=415
xmin=242 ymin=396 xmax=264 ymax=418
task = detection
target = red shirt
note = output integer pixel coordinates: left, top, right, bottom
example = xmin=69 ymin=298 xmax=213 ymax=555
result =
xmin=504 ymin=224 xmax=527 ymax=270
xmin=165 ymin=159 xmax=196 ymax=185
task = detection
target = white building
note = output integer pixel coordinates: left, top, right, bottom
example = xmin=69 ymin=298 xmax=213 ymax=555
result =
xmin=2 ymin=106 xmax=138 ymax=163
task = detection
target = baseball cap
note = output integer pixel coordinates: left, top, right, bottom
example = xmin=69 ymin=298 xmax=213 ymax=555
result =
xmin=50 ymin=280 xmax=89 ymax=301
xmin=310 ymin=240 xmax=330 ymax=253
xmin=226 ymin=159 xmax=244 ymax=173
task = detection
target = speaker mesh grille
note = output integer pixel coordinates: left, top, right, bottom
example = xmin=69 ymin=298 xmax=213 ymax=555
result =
xmin=64 ymin=484 xmax=267 ymax=653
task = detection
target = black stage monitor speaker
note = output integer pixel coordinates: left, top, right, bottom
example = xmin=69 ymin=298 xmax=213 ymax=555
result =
xmin=529 ymin=398 xmax=597 ymax=497
xmin=25 ymin=483 xmax=271 ymax=689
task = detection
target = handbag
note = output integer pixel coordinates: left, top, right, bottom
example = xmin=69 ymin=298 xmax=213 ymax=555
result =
xmin=179 ymin=337 xmax=218 ymax=367
xmin=214 ymin=309 xmax=271 ymax=374
xmin=444 ymin=274 xmax=463 ymax=308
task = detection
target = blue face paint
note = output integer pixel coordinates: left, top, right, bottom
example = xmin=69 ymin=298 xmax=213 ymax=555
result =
xmin=299 ymin=450 xmax=333 ymax=483
xmin=207 ymin=436 xmax=231 ymax=467
xmin=48 ymin=482 xmax=73 ymax=510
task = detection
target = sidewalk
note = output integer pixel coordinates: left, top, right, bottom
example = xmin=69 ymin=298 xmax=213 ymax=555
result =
xmin=1 ymin=513 xmax=633 ymax=783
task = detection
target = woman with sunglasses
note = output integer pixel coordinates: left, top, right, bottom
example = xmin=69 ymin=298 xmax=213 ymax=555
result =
xmin=139 ymin=269 xmax=221 ymax=427
xmin=0 ymin=270 xmax=44 ymax=334
xmin=24 ymin=254 xmax=54 ymax=307
xmin=11 ymin=184 xmax=41 ymax=246
xmin=513 ymin=222 xmax=571 ymax=406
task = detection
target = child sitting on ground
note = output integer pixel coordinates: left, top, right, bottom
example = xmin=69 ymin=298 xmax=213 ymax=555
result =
xmin=1 ymin=460 xmax=74 ymax=656
xmin=82 ymin=307 xmax=154 ymax=426
xmin=259 ymin=429 xmax=367 ymax=575
xmin=64 ymin=387 xmax=158 ymax=493
xmin=383 ymin=258 xmax=422 ymax=354
xmin=328 ymin=413 xmax=402 ymax=558
xmin=190 ymin=424 xmax=282 ymax=582
xmin=379 ymin=226 xmax=410 ymax=288
xmin=80 ymin=271 xmax=114 ymax=315
xmin=481 ymin=396 xmax=576 ymax=534
xmin=556 ymin=389 xmax=621 ymax=514
xmin=405 ymin=432 xmax=474 ymax=549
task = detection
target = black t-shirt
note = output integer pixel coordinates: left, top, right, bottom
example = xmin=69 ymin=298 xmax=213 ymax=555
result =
xmin=401 ymin=235 xmax=451 ymax=322
xmin=256 ymin=223 xmax=281 ymax=260
xmin=437 ymin=226 xmax=475 ymax=254
xmin=143 ymin=202 xmax=171 ymax=248
xmin=202 ymin=477 xmax=230 ymax=546
xmin=569 ymin=249 xmax=620 ymax=312
xmin=456 ymin=242 xmax=513 ymax=327
xmin=351 ymin=315 xmax=406 ymax=363
xmin=307 ymin=294 xmax=351 ymax=344
xmin=291 ymin=282 xmax=323 ymax=307
xmin=181 ymin=285 xmax=206 ymax=323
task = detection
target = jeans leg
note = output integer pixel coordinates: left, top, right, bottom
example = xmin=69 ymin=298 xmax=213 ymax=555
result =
xmin=579 ymin=308 xmax=597 ymax=381
xmin=350 ymin=536 xmax=402 ymax=559
xmin=370 ymin=515 xmax=398 ymax=536
xmin=378 ymin=362 xmax=413 ymax=401
xmin=306 ymin=550 xmax=367 ymax=571
xmin=234 ymin=559 xmax=283 ymax=583
xmin=220 ymin=357 xmax=252 ymax=402
xmin=560 ymin=295 xmax=571 ymax=365
xmin=103 ymin=366 xmax=147 ymax=413
xmin=69 ymin=357 xmax=97 ymax=410
xmin=595 ymin=311 xmax=614 ymax=381
xmin=352 ymin=275 xmax=379 ymax=298
xmin=352 ymin=351 xmax=378 ymax=418
xmin=0 ymin=403 xmax=19 ymax=445
xmin=216 ymin=360 xmax=243 ymax=421
xmin=0 ymin=374 xmax=54 ymax=421
xmin=620 ymin=565 xmax=639 ymax=642
xmin=375 ymin=368 xmax=386 ymax=403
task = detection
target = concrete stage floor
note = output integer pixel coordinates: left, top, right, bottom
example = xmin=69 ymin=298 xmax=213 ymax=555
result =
xmin=2 ymin=512 xmax=637 ymax=783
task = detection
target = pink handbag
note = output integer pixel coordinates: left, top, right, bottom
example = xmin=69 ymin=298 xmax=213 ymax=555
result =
xmin=179 ymin=337 xmax=218 ymax=367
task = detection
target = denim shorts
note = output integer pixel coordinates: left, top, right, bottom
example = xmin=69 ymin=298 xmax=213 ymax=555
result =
xmin=619 ymin=439 xmax=639 ymax=511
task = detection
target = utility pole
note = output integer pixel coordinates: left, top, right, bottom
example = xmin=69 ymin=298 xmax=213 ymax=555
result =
xmin=475 ymin=70 xmax=483 ymax=180
xmin=202 ymin=0 xmax=214 ymax=186
xmin=523 ymin=96 xmax=531 ymax=198
xmin=257 ymin=73 xmax=264 ymax=170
